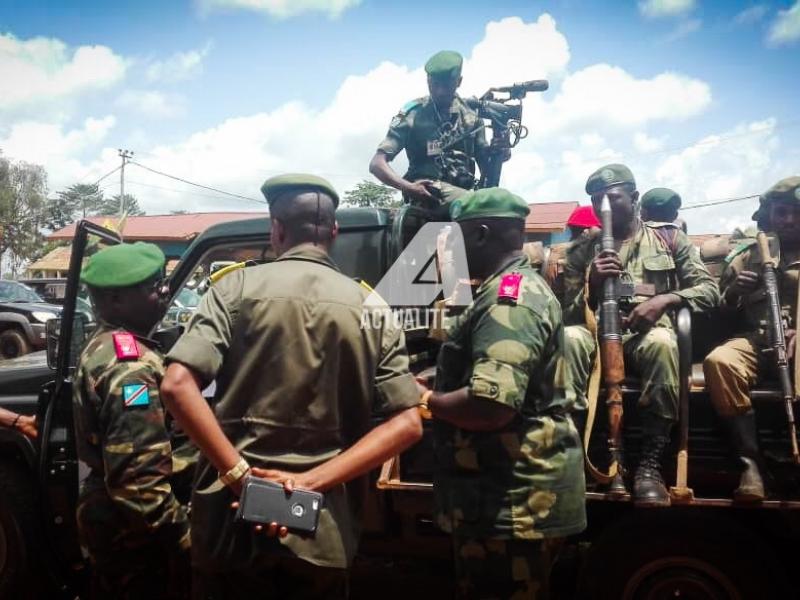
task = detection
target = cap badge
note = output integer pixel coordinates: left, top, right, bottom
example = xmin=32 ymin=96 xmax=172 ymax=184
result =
xmin=600 ymin=168 xmax=616 ymax=183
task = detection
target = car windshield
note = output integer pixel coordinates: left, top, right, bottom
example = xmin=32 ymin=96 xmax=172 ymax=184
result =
xmin=0 ymin=280 xmax=44 ymax=303
xmin=175 ymin=287 xmax=201 ymax=308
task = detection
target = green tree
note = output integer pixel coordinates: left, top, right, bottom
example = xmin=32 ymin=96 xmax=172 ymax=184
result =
xmin=47 ymin=182 xmax=105 ymax=229
xmin=0 ymin=154 xmax=48 ymax=277
xmin=343 ymin=180 xmax=401 ymax=208
xmin=96 ymin=193 xmax=146 ymax=216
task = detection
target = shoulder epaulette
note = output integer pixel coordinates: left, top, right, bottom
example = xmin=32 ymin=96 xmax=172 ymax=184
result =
xmin=644 ymin=221 xmax=679 ymax=229
xmin=400 ymin=98 xmax=424 ymax=116
xmin=112 ymin=331 xmax=140 ymax=360
xmin=724 ymin=240 xmax=757 ymax=264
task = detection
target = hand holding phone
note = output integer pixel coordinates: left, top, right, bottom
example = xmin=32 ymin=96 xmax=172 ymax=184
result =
xmin=235 ymin=476 xmax=324 ymax=534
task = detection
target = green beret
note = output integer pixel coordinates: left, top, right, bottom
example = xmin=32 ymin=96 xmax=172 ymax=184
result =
xmin=585 ymin=164 xmax=636 ymax=195
xmin=761 ymin=176 xmax=800 ymax=206
xmin=81 ymin=242 xmax=165 ymax=289
xmin=424 ymin=50 xmax=463 ymax=80
xmin=449 ymin=187 xmax=530 ymax=222
xmin=260 ymin=173 xmax=340 ymax=208
xmin=641 ymin=187 xmax=682 ymax=211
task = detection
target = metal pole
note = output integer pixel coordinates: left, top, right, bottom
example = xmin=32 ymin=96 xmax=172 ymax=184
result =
xmin=117 ymin=149 xmax=134 ymax=217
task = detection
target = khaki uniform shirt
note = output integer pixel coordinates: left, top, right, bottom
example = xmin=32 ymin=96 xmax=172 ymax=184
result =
xmin=433 ymin=256 xmax=587 ymax=540
xmin=167 ymin=244 xmax=419 ymax=570
xmin=377 ymin=95 xmax=488 ymax=185
xmin=72 ymin=324 xmax=189 ymax=538
xmin=720 ymin=236 xmax=800 ymax=345
xmin=563 ymin=221 xmax=720 ymax=327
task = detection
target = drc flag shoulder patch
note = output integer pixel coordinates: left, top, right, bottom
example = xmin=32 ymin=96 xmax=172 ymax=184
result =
xmin=122 ymin=383 xmax=151 ymax=408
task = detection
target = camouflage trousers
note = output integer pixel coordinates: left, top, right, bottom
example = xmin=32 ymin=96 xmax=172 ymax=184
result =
xmin=192 ymin=556 xmax=347 ymax=600
xmin=77 ymin=489 xmax=191 ymax=600
xmin=453 ymin=533 xmax=563 ymax=600
xmin=565 ymin=325 xmax=679 ymax=425
xmin=703 ymin=335 xmax=766 ymax=417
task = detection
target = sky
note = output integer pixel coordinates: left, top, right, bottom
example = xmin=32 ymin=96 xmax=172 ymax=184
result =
xmin=0 ymin=0 xmax=799 ymax=234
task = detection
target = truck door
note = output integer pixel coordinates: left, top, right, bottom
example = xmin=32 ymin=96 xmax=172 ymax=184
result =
xmin=38 ymin=220 xmax=121 ymax=592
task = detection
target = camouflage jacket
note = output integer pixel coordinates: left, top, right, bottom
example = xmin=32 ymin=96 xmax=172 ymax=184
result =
xmin=377 ymin=95 xmax=488 ymax=185
xmin=72 ymin=323 xmax=189 ymax=535
xmin=433 ymin=255 xmax=587 ymax=540
xmin=563 ymin=221 xmax=720 ymax=327
xmin=720 ymin=234 xmax=800 ymax=344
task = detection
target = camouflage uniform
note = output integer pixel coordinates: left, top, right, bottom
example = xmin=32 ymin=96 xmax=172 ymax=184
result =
xmin=434 ymin=255 xmax=587 ymax=598
xmin=703 ymin=235 xmax=798 ymax=416
xmin=377 ymin=95 xmax=487 ymax=204
xmin=563 ymin=221 xmax=719 ymax=427
xmin=73 ymin=323 xmax=190 ymax=599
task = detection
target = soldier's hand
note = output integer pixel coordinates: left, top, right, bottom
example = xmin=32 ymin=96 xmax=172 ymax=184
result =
xmin=588 ymin=250 xmax=623 ymax=291
xmin=402 ymin=179 xmax=436 ymax=203
xmin=728 ymin=271 xmax=759 ymax=298
xmin=16 ymin=415 xmax=37 ymax=439
xmin=229 ymin=501 xmax=289 ymax=538
xmin=624 ymin=294 xmax=677 ymax=333
xmin=787 ymin=329 xmax=797 ymax=361
xmin=250 ymin=466 xmax=320 ymax=493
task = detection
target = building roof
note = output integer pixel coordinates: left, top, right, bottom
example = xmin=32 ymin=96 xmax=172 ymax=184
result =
xmin=48 ymin=212 xmax=265 ymax=242
xmin=525 ymin=201 xmax=580 ymax=233
xmin=27 ymin=245 xmax=73 ymax=273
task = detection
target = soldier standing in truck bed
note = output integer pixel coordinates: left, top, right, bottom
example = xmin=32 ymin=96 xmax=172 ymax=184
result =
xmin=704 ymin=176 xmax=800 ymax=502
xmin=418 ymin=188 xmax=586 ymax=599
xmin=73 ymin=242 xmax=190 ymax=599
xmin=563 ymin=164 xmax=719 ymax=506
xmin=640 ymin=187 xmax=686 ymax=233
xmin=369 ymin=50 xmax=489 ymax=209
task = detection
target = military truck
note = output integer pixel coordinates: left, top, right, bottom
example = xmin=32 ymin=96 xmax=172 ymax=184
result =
xmin=1 ymin=211 xmax=799 ymax=599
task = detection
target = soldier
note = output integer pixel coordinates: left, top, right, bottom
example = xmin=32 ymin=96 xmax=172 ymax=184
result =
xmin=640 ymin=187 xmax=686 ymax=233
xmin=0 ymin=407 xmax=36 ymax=438
xmin=160 ymin=174 xmax=423 ymax=599
xmin=545 ymin=205 xmax=601 ymax=303
xmin=418 ymin=188 xmax=586 ymax=599
xmin=73 ymin=242 xmax=190 ymax=599
xmin=704 ymin=176 xmax=800 ymax=502
xmin=563 ymin=164 xmax=719 ymax=506
xmin=369 ymin=50 xmax=490 ymax=209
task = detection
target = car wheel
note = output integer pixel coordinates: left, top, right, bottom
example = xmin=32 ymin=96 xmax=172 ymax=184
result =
xmin=0 ymin=329 xmax=31 ymax=360
xmin=577 ymin=511 xmax=789 ymax=600
xmin=0 ymin=462 xmax=42 ymax=599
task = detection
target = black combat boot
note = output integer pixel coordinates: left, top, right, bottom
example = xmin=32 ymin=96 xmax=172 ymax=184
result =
xmin=633 ymin=417 xmax=672 ymax=507
xmin=724 ymin=411 xmax=765 ymax=502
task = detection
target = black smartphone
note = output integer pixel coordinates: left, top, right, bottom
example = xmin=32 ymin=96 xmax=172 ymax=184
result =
xmin=235 ymin=476 xmax=324 ymax=534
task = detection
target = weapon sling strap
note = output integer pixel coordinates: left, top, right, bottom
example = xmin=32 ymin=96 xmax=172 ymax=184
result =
xmin=582 ymin=275 xmax=618 ymax=484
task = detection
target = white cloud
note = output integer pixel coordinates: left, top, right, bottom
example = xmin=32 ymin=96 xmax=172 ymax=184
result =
xmin=145 ymin=42 xmax=212 ymax=83
xmin=117 ymin=90 xmax=186 ymax=118
xmin=0 ymin=116 xmax=117 ymax=190
xmin=633 ymin=132 xmax=666 ymax=153
xmin=663 ymin=18 xmax=702 ymax=42
xmin=0 ymin=33 xmax=127 ymax=111
xmin=639 ymin=0 xmax=696 ymax=19
xmin=733 ymin=4 xmax=769 ymax=26
xmin=198 ymin=0 xmax=360 ymax=19
xmin=767 ymin=1 xmax=800 ymax=45
xmin=525 ymin=64 xmax=711 ymax=136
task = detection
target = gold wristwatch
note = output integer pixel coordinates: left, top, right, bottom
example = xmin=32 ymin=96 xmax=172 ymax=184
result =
xmin=418 ymin=390 xmax=433 ymax=420
xmin=219 ymin=457 xmax=251 ymax=487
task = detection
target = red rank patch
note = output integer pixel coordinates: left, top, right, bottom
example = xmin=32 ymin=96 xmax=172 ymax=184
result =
xmin=112 ymin=332 xmax=140 ymax=360
xmin=498 ymin=272 xmax=522 ymax=303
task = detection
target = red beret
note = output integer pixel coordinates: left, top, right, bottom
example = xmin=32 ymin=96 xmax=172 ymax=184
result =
xmin=567 ymin=205 xmax=601 ymax=229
